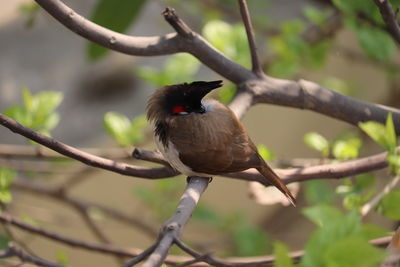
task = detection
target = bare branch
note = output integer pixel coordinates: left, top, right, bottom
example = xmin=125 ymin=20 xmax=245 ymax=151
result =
xmin=360 ymin=175 xmax=400 ymax=216
xmin=1 ymin=243 xmax=64 ymax=267
xmin=238 ymin=0 xmax=263 ymax=76
xmin=140 ymin=177 xmax=210 ymax=267
xmin=0 ymin=113 xmax=178 ymax=179
xmin=32 ymin=0 xmax=400 ymax=130
xmin=373 ymin=0 xmax=400 ymax=44
xmin=12 ymin=179 xmax=158 ymax=238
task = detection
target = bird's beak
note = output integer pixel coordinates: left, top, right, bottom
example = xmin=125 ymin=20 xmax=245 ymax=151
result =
xmin=190 ymin=80 xmax=223 ymax=99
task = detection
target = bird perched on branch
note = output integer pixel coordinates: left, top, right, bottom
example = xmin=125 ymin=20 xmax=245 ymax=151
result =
xmin=147 ymin=80 xmax=295 ymax=206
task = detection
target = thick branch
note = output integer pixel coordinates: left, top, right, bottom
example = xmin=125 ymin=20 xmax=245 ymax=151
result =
xmin=0 ymin=113 xmax=178 ymax=179
xmin=373 ymin=0 xmax=400 ymax=44
xmin=140 ymin=177 xmax=210 ymax=267
xmin=247 ymin=78 xmax=400 ymax=133
xmin=0 ymin=113 xmax=393 ymax=185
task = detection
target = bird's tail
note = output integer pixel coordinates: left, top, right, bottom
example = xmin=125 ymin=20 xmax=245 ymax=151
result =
xmin=256 ymin=163 xmax=296 ymax=206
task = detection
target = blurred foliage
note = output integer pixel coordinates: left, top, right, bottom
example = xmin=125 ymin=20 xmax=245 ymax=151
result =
xmin=19 ymin=2 xmax=39 ymax=28
xmin=87 ymin=0 xmax=148 ymax=60
xmin=257 ymin=144 xmax=276 ymax=161
xmin=273 ymin=241 xmax=293 ymax=267
xmin=103 ymin=112 xmax=147 ymax=147
xmin=0 ymin=168 xmax=16 ymax=204
xmin=2 ymin=88 xmax=63 ymax=138
xmin=301 ymin=205 xmax=385 ymax=267
xmin=136 ymin=54 xmax=200 ymax=86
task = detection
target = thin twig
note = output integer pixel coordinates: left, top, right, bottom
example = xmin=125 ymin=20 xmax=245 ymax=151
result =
xmin=2 ymin=243 xmax=64 ymax=267
xmin=238 ymin=0 xmax=263 ymax=76
xmin=12 ymin=179 xmax=158 ymax=238
xmin=360 ymin=175 xmax=400 ymax=216
xmin=373 ymin=0 xmax=400 ymax=44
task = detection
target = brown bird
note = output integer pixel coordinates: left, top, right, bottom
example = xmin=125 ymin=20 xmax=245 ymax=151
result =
xmin=147 ymin=80 xmax=295 ymax=205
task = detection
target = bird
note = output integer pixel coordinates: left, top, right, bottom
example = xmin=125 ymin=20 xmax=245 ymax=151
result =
xmin=147 ymin=80 xmax=295 ymax=206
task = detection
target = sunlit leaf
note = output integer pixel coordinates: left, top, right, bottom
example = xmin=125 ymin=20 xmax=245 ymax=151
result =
xmin=304 ymin=132 xmax=329 ymax=157
xmin=273 ymin=241 xmax=293 ymax=267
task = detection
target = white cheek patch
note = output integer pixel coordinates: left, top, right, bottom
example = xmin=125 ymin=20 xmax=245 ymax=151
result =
xmin=178 ymin=111 xmax=189 ymax=115
xmin=202 ymin=99 xmax=217 ymax=112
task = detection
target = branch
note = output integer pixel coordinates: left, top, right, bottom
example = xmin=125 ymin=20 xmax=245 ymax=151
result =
xmin=0 ymin=113 xmax=178 ymax=179
xmin=373 ymin=0 xmax=400 ymax=44
xmin=33 ymin=0 xmax=400 ymax=131
xmin=360 ymin=175 xmax=400 ymax=216
xmin=140 ymin=177 xmax=210 ymax=267
xmin=12 ymin=179 xmax=158 ymax=238
xmin=0 ymin=144 xmax=133 ymax=160
xmin=1 ymin=243 xmax=64 ymax=267
xmin=1 ymin=112 xmax=393 ymax=185
xmin=238 ymin=0 xmax=263 ymax=76
xmin=0 ymin=211 xmax=190 ymax=264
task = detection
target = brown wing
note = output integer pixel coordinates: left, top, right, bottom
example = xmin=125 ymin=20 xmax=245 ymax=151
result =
xmin=168 ymin=101 xmax=261 ymax=174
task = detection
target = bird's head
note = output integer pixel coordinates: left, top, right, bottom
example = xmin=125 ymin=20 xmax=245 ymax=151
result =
xmin=147 ymin=80 xmax=223 ymax=123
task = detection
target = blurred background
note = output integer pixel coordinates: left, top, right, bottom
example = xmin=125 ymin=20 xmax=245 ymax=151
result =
xmin=0 ymin=0 xmax=399 ymax=266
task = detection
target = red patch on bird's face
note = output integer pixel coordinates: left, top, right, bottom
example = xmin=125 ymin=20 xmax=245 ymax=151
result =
xmin=172 ymin=105 xmax=186 ymax=114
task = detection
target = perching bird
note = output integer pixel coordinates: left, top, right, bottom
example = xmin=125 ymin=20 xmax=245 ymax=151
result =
xmin=147 ymin=80 xmax=295 ymax=205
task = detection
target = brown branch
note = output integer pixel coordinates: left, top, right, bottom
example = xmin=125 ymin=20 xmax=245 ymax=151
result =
xmin=0 ymin=211 xmax=187 ymax=263
xmin=238 ymin=0 xmax=263 ymax=76
xmin=1 ymin=111 xmax=393 ymax=184
xmin=139 ymin=177 xmax=211 ymax=267
xmin=373 ymin=0 xmax=400 ymax=44
xmin=0 ymin=113 xmax=178 ymax=179
xmin=32 ymin=0 xmax=400 ymax=131
xmin=1 ymin=243 xmax=64 ymax=267
xmin=0 ymin=144 xmax=133 ymax=160
xmin=11 ymin=179 xmax=158 ymax=238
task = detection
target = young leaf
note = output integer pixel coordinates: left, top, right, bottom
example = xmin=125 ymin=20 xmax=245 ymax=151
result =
xmin=304 ymin=132 xmax=329 ymax=157
xmin=273 ymin=241 xmax=293 ymax=267
xmin=359 ymin=121 xmax=390 ymax=150
xmin=385 ymin=113 xmax=397 ymax=153
xmin=103 ymin=112 xmax=131 ymax=146
xmin=302 ymin=204 xmax=342 ymax=227
xmin=324 ymin=237 xmax=385 ymax=267
xmin=88 ymin=0 xmax=148 ymax=60
xmin=356 ymin=25 xmax=396 ymax=61
xmin=379 ymin=189 xmax=400 ymax=220
xmin=304 ymin=180 xmax=334 ymax=205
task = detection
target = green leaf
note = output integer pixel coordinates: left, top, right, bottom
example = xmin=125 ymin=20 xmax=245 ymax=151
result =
xmin=0 ymin=235 xmax=9 ymax=250
xmin=0 ymin=168 xmax=16 ymax=189
xmin=321 ymin=77 xmax=356 ymax=96
xmin=233 ymin=221 xmax=269 ymax=256
xmin=56 ymin=251 xmax=69 ymax=265
xmin=301 ymin=211 xmax=362 ymax=267
xmin=387 ymin=154 xmax=400 ymax=175
xmin=361 ymin=224 xmax=388 ymax=240
xmin=379 ymin=189 xmax=400 ymax=220
xmin=324 ymin=237 xmax=384 ymax=267
xmin=103 ymin=112 xmax=131 ymax=146
xmin=192 ymin=204 xmax=222 ymax=226
xmin=343 ymin=193 xmax=363 ymax=211
xmin=257 ymin=144 xmax=276 ymax=161
xmin=302 ymin=205 xmax=342 ymax=227
xmin=273 ymin=241 xmax=293 ymax=267
xmin=359 ymin=120 xmax=392 ymax=151
xmin=304 ymin=180 xmax=334 ymax=205
xmin=303 ymin=6 xmax=327 ymax=25
xmin=332 ymin=137 xmax=362 ymax=160
xmin=128 ymin=114 xmax=147 ymax=145
xmin=385 ymin=113 xmax=397 ymax=153
xmin=304 ymin=132 xmax=329 ymax=157
xmin=218 ymin=84 xmax=236 ymax=104
xmin=0 ymin=190 xmax=12 ymax=203
xmin=357 ymin=25 xmax=396 ymax=61
xmin=88 ymin=0 xmax=148 ymax=60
